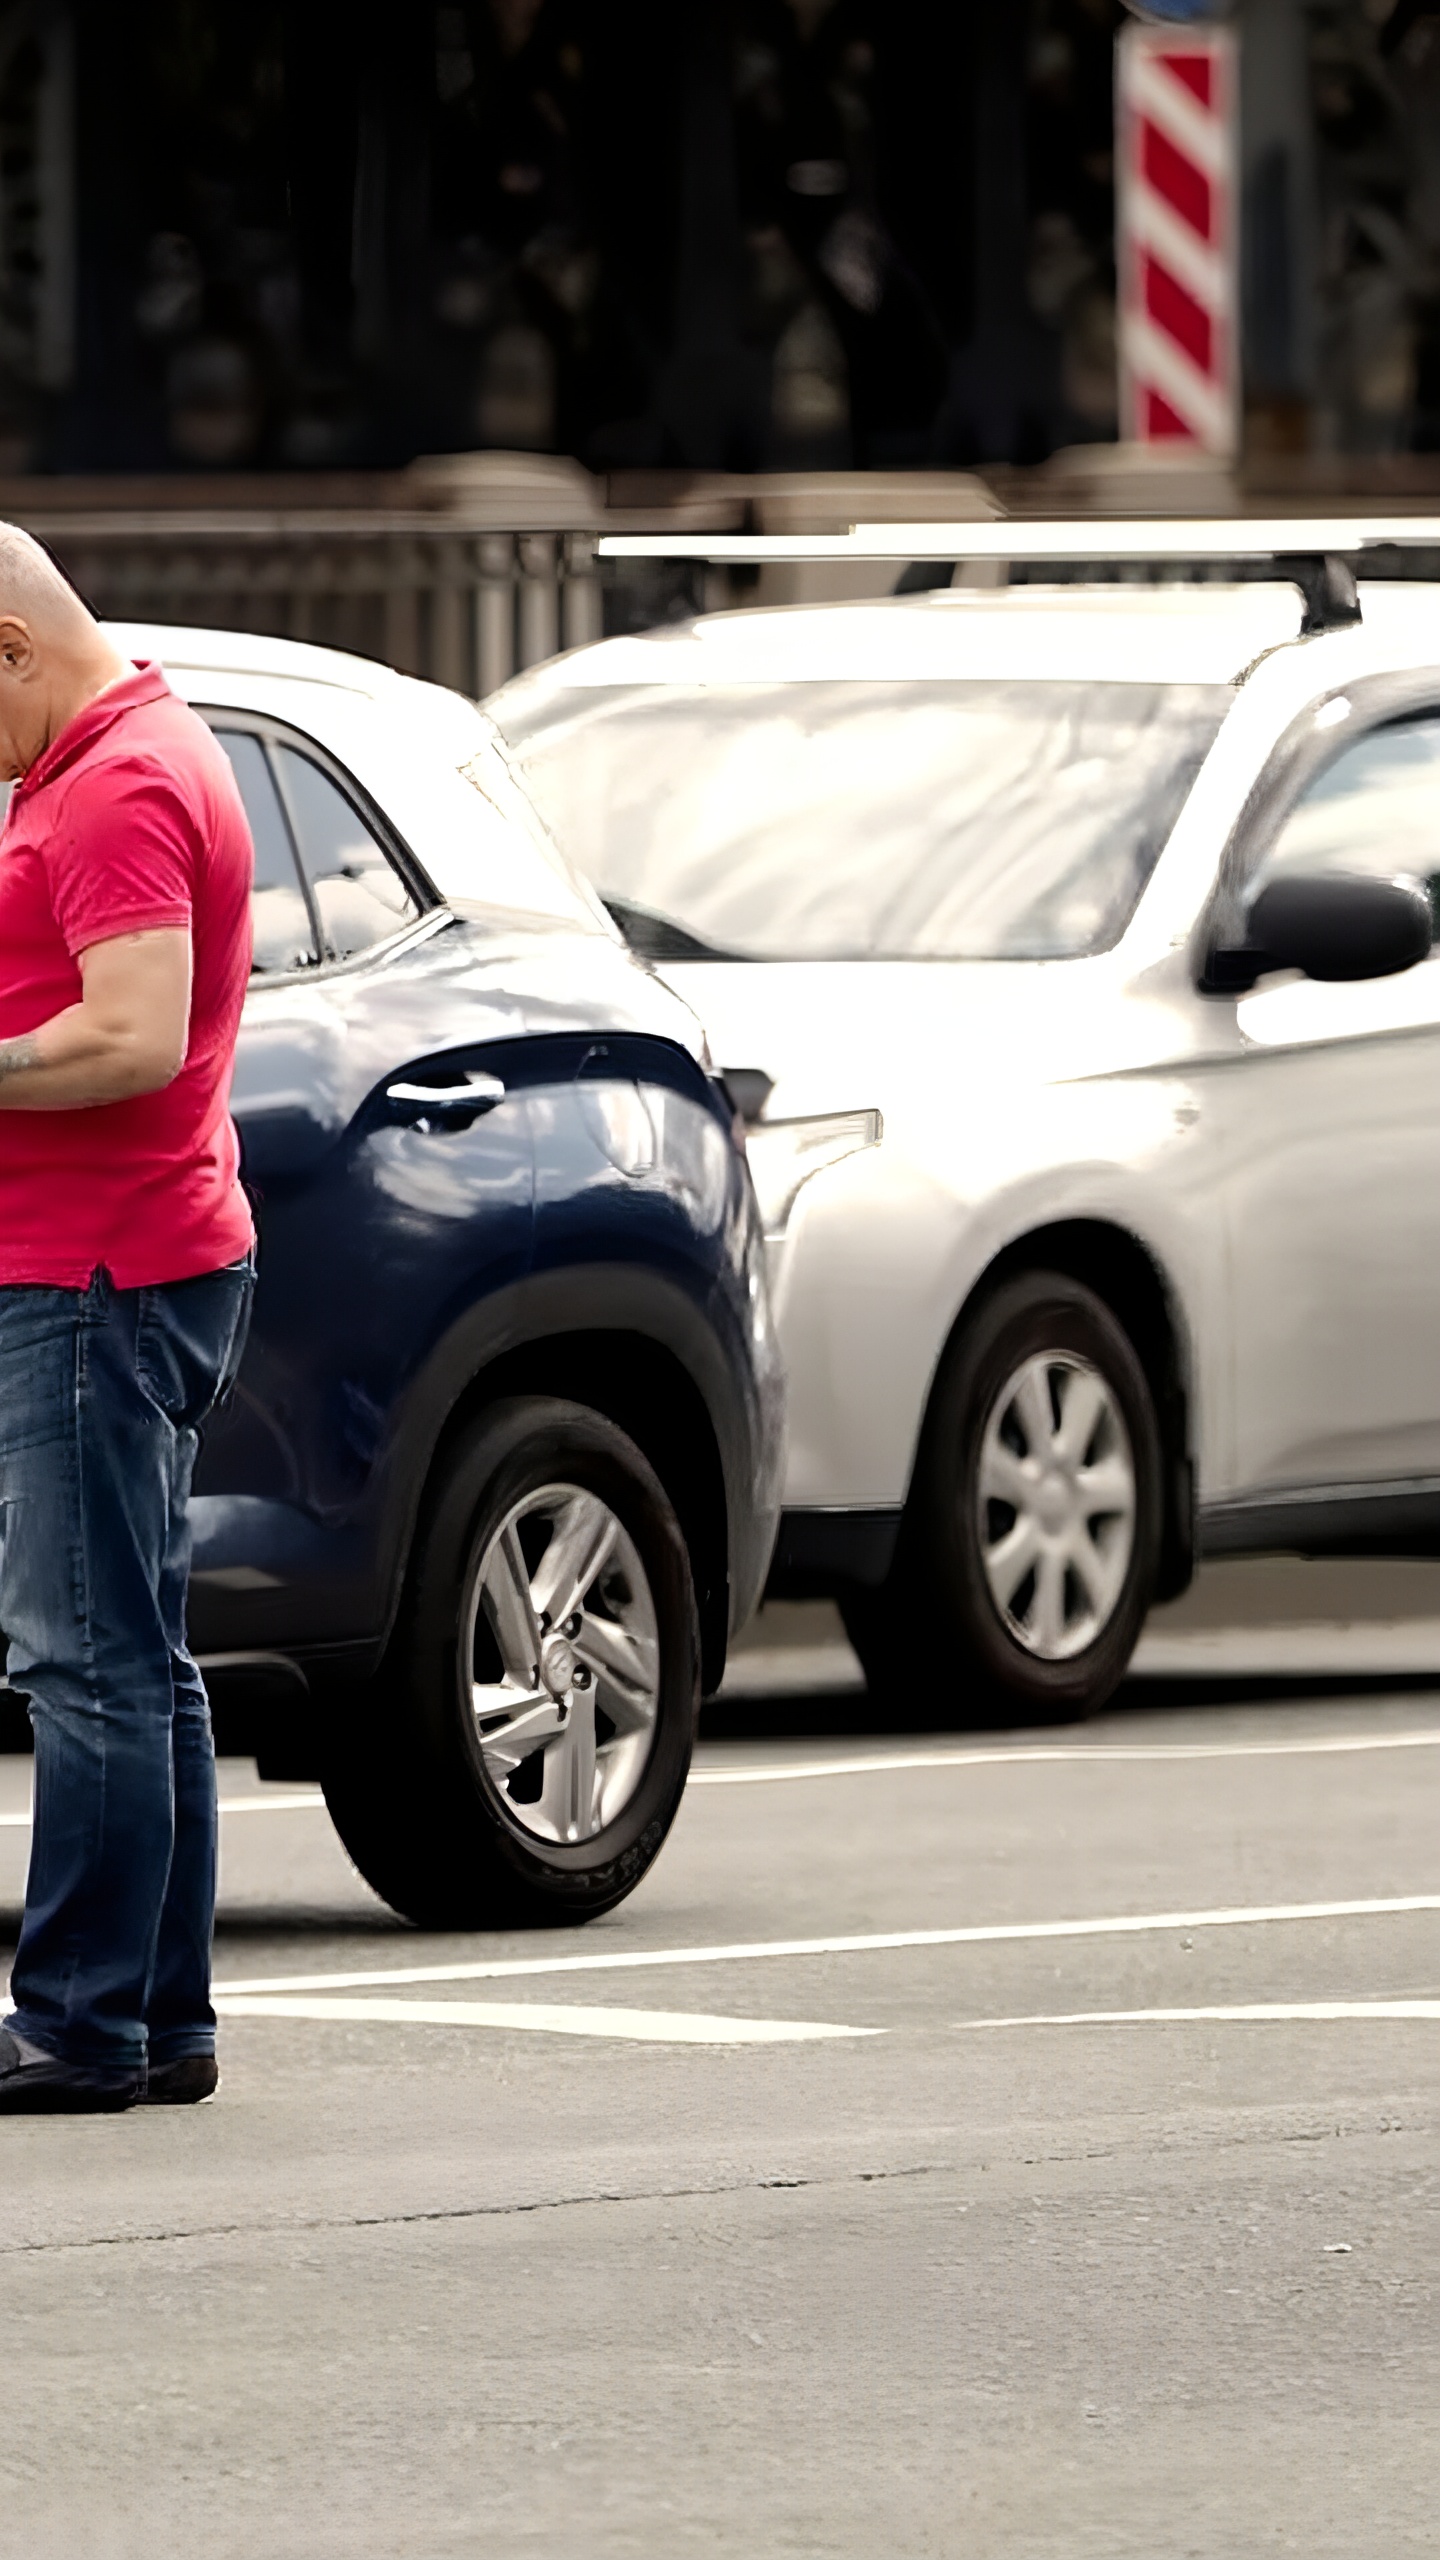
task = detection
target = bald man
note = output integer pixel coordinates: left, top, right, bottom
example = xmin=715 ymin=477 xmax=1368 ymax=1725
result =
xmin=0 ymin=531 xmax=254 ymax=2110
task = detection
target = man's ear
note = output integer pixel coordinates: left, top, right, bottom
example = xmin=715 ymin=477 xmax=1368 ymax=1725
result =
xmin=0 ymin=618 xmax=36 ymax=677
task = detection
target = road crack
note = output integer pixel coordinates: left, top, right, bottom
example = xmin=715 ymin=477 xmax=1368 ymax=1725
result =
xmin=0 ymin=2159 xmax=961 ymax=2260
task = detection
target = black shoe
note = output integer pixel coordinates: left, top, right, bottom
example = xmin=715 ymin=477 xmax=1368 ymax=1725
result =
xmin=0 ymin=2026 xmax=142 ymax=2114
xmin=143 ymin=2054 xmax=218 ymax=2106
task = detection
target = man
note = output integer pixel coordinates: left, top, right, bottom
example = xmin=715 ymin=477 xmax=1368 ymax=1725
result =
xmin=0 ymin=528 xmax=254 ymax=2112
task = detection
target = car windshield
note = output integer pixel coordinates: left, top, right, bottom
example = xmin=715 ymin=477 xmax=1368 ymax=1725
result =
xmin=494 ymin=678 xmax=1232 ymax=962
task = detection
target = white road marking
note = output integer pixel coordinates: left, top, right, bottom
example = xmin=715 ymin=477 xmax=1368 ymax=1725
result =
xmin=213 ymin=1892 xmax=1440 ymax=2000
xmin=0 ymin=1793 xmax=326 ymax=1830
xmin=216 ymin=1793 xmax=326 ymax=1816
xmin=961 ymin=2001 xmax=1440 ymax=2028
xmin=0 ymin=1729 xmax=1426 ymax=1832
xmin=213 ymin=1993 xmax=872 ymax=2044
xmin=691 ymin=1729 xmax=1440 ymax=1785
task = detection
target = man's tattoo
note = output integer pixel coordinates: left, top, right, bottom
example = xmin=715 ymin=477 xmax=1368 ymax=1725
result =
xmin=0 ymin=1034 xmax=40 ymax=1085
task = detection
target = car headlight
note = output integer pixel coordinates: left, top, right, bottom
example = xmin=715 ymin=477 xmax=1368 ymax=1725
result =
xmin=744 ymin=1110 xmax=882 ymax=1239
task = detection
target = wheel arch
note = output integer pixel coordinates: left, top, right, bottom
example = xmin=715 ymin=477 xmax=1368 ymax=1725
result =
xmin=920 ymin=1218 xmax=1195 ymax=1602
xmin=413 ymin=1329 xmax=732 ymax=1695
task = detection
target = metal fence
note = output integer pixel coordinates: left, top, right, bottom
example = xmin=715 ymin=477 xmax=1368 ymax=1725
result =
xmin=18 ymin=513 xmax=604 ymax=699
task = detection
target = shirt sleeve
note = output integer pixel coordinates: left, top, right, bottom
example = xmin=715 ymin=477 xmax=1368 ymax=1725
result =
xmin=45 ymin=756 xmax=198 ymax=959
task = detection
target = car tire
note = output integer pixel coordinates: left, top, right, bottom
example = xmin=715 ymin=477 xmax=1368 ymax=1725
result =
xmin=321 ymin=1397 xmax=700 ymax=1927
xmin=840 ymin=1272 xmax=1163 ymax=1725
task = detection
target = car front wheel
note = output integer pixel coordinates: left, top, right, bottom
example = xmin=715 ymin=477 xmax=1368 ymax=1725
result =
xmin=841 ymin=1272 xmax=1163 ymax=1724
xmin=322 ymin=1397 xmax=700 ymax=1927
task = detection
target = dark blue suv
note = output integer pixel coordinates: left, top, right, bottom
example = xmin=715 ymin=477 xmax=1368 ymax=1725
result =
xmin=111 ymin=625 xmax=784 ymax=1931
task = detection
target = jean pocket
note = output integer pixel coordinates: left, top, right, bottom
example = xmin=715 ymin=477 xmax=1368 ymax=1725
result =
xmin=215 ymin=1268 xmax=256 ymax=1412
xmin=137 ymin=1266 xmax=255 ymax=1434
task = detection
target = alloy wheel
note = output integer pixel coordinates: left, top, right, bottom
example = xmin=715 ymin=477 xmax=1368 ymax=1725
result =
xmin=463 ymin=1481 xmax=661 ymax=1843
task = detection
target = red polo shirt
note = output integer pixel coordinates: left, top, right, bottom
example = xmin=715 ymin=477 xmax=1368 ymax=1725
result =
xmin=0 ymin=661 xmax=255 ymax=1287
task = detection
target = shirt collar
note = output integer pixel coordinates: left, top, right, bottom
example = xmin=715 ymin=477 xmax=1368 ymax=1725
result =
xmin=15 ymin=660 xmax=173 ymax=802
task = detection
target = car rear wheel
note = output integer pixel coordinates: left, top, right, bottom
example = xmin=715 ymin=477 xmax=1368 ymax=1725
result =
xmin=841 ymin=1272 xmax=1162 ymax=1725
xmin=321 ymin=1397 xmax=700 ymax=1926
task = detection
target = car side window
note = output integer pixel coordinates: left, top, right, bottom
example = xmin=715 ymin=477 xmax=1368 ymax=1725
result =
xmin=1256 ymin=713 xmax=1440 ymax=939
xmin=212 ymin=727 xmax=319 ymax=976
xmin=272 ymin=743 xmax=420 ymax=962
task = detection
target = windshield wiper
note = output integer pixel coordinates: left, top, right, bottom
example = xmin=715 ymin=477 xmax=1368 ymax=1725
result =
xmin=601 ymin=897 xmax=748 ymax=963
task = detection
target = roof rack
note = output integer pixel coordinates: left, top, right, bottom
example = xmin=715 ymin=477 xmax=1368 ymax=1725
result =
xmin=596 ymin=518 xmax=1440 ymax=636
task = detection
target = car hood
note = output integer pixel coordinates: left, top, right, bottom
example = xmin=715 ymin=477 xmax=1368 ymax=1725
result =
xmin=658 ymin=956 xmax=1177 ymax=1121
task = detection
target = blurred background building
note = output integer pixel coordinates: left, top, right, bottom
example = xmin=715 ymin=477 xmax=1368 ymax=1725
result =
xmin=0 ymin=0 xmax=1438 ymax=485
xmin=0 ymin=0 xmax=1438 ymax=688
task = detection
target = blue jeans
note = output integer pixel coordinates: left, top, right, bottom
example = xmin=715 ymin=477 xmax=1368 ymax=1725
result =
xmin=0 ymin=1261 xmax=253 ymax=2074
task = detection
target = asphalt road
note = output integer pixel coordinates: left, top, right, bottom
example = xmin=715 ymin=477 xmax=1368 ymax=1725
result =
xmin=0 ymin=1619 xmax=1437 ymax=2558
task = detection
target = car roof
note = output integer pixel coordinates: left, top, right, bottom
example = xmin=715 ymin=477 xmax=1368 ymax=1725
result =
xmin=493 ymin=578 xmax=1440 ymax=705
xmin=103 ymin=611 xmax=492 ymax=780
xmin=495 ymin=582 xmax=1309 ymax=698
xmin=101 ymin=619 xmax=415 ymax=699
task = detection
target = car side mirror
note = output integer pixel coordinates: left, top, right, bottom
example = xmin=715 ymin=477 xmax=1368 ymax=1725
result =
xmin=1205 ymin=871 xmax=1433 ymax=992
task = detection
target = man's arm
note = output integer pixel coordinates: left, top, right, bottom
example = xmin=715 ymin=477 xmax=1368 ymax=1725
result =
xmin=0 ymin=927 xmax=192 ymax=1110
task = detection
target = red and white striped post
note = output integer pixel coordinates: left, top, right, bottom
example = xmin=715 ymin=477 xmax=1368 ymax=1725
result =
xmin=1116 ymin=22 xmax=1240 ymax=455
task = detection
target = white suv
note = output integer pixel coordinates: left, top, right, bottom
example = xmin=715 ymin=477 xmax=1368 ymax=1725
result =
xmin=489 ymin=574 xmax=1440 ymax=1718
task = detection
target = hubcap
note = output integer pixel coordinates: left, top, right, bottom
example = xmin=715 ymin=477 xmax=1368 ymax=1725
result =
xmin=463 ymin=1483 xmax=660 ymax=1843
xmin=975 ymin=1352 xmax=1136 ymax=1662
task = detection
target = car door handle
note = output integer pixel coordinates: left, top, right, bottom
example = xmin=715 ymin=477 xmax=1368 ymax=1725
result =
xmin=386 ymin=1070 xmax=507 ymax=1119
